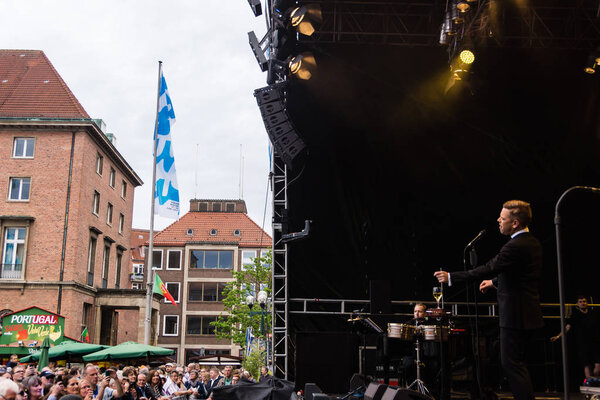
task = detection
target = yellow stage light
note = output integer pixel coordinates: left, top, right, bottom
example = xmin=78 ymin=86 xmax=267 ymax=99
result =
xmin=459 ymin=50 xmax=475 ymax=64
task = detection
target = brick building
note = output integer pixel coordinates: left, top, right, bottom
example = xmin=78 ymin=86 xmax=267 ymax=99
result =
xmin=150 ymin=199 xmax=271 ymax=364
xmin=0 ymin=49 xmax=160 ymax=345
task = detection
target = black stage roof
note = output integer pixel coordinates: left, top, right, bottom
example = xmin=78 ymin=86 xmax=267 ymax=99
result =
xmin=278 ymin=2 xmax=600 ymax=305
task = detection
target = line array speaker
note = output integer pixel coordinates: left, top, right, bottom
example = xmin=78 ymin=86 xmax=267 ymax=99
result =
xmin=254 ymin=83 xmax=306 ymax=169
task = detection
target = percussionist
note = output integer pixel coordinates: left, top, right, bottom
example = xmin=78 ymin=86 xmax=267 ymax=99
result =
xmin=403 ymin=303 xmax=451 ymax=400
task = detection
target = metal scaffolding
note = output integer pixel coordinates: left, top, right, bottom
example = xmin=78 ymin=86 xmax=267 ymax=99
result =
xmin=270 ymin=150 xmax=291 ymax=379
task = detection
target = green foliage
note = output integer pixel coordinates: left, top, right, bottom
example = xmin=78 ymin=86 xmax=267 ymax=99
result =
xmin=242 ymin=349 xmax=264 ymax=379
xmin=211 ymin=250 xmax=272 ymax=348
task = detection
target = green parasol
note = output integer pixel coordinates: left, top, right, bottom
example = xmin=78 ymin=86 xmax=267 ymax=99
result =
xmin=37 ymin=337 xmax=50 ymax=372
xmin=20 ymin=340 xmax=108 ymax=363
xmin=82 ymin=341 xmax=174 ymax=362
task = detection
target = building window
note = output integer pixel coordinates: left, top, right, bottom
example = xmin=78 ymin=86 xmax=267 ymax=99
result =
xmin=242 ymin=251 xmax=256 ymax=270
xmin=96 ymin=153 xmax=103 ymax=175
xmin=115 ymin=250 xmax=123 ymax=289
xmin=186 ymin=316 xmax=217 ymax=335
xmin=102 ymin=242 xmax=111 ymax=288
xmin=226 ymin=203 xmax=235 ymax=212
xmin=189 ymin=250 xmax=233 ymax=269
xmin=133 ymin=263 xmax=144 ymax=275
xmin=198 ymin=202 xmax=208 ymax=211
xmin=152 ymin=250 xmax=163 ymax=270
xmin=210 ymin=229 xmax=217 ymax=236
xmin=167 ymin=250 xmax=181 ymax=270
xmin=106 ymin=203 xmax=113 ymax=225
xmin=233 ymin=229 xmax=241 ymax=236
xmin=132 ymin=282 xmax=142 ymax=290
xmin=109 ymin=168 xmax=116 ymax=188
xmin=1 ymin=227 xmax=26 ymax=279
xmin=212 ymin=203 xmax=221 ymax=212
xmin=165 ymin=282 xmax=180 ymax=303
xmin=82 ymin=303 xmax=92 ymax=334
xmin=13 ymin=138 xmax=35 ymax=158
xmin=118 ymin=214 xmax=124 ymax=234
xmin=188 ymin=282 xmax=227 ymax=302
xmin=186 ymin=229 xmax=194 ymax=236
xmin=87 ymin=234 xmax=98 ymax=286
xmin=121 ymin=180 xmax=127 ymax=198
xmin=163 ymin=315 xmax=179 ymax=336
xmin=8 ymin=177 xmax=31 ymax=201
xmin=92 ymin=191 xmax=100 ymax=215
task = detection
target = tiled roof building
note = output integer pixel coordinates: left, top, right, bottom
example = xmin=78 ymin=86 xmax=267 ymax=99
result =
xmin=151 ymin=199 xmax=271 ymax=363
xmin=0 ymin=49 xmax=155 ymax=350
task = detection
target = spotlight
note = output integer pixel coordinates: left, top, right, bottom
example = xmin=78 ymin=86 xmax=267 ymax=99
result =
xmin=459 ymin=49 xmax=475 ymax=64
xmin=290 ymin=5 xmax=322 ymax=36
xmin=289 ymin=52 xmax=317 ymax=80
xmin=456 ymin=0 xmax=470 ymax=12
xmin=449 ymin=6 xmax=463 ymax=24
xmin=247 ymin=0 xmax=262 ymax=17
xmin=585 ymin=54 xmax=597 ymax=74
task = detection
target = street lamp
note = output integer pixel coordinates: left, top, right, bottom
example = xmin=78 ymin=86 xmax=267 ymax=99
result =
xmin=247 ymin=290 xmax=269 ymax=366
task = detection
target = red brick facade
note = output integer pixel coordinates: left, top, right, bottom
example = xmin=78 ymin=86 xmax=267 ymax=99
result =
xmin=0 ymin=50 xmax=153 ymax=346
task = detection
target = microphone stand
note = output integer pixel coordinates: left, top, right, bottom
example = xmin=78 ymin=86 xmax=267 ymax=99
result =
xmin=464 ymin=244 xmax=483 ymax=399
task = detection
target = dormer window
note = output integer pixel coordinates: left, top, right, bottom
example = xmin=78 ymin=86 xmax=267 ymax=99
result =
xmin=233 ymin=229 xmax=241 ymax=236
xmin=210 ymin=229 xmax=217 ymax=236
xmin=187 ymin=229 xmax=194 ymax=236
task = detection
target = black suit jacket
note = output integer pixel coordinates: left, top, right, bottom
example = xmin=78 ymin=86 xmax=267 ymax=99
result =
xmin=451 ymin=232 xmax=544 ymax=330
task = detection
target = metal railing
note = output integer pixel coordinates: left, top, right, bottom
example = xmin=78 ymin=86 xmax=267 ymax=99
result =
xmin=0 ymin=264 xmax=23 ymax=279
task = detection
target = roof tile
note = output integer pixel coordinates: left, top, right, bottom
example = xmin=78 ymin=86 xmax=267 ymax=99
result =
xmin=153 ymin=212 xmax=271 ymax=248
xmin=0 ymin=50 xmax=89 ymax=118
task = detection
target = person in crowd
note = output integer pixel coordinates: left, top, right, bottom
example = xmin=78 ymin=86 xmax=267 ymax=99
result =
xmin=258 ymin=367 xmax=271 ymax=384
xmin=199 ymin=373 xmax=210 ymax=397
xmin=435 ymin=200 xmax=543 ymax=400
xmin=121 ymin=367 xmax=138 ymax=394
xmin=231 ymin=375 xmax=239 ymax=386
xmin=23 ymin=376 xmax=44 ymax=400
xmin=145 ymin=371 xmax=163 ymax=400
xmin=0 ymin=378 xmax=20 ymax=400
xmin=136 ymin=373 xmax=153 ymax=400
xmin=6 ymin=355 xmax=19 ymax=369
xmin=183 ymin=370 xmax=204 ymax=400
xmin=11 ymin=366 xmax=25 ymax=384
xmin=40 ymin=371 xmax=56 ymax=395
xmin=68 ymin=368 xmax=80 ymax=379
xmin=25 ymin=365 xmax=37 ymax=379
xmin=78 ymin=380 xmax=93 ymax=400
xmin=63 ymin=376 xmax=80 ymax=396
xmin=162 ymin=371 xmax=190 ymax=400
xmin=82 ymin=366 xmax=123 ymax=400
xmin=204 ymin=368 xmax=221 ymax=397
xmin=551 ymin=295 xmax=600 ymax=379
xmin=216 ymin=367 xmax=232 ymax=387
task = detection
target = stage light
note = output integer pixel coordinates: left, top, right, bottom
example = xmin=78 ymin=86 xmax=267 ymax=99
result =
xmin=247 ymin=0 xmax=262 ymax=17
xmin=585 ymin=54 xmax=597 ymax=74
xmin=449 ymin=5 xmax=463 ymax=24
xmin=289 ymin=52 xmax=317 ymax=80
xmin=456 ymin=0 xmax=470 ymax=12
xmin=459 ymin=49 xmax=475 ymax=64
xmin=290 ymin=4 xmax=322 ymax=36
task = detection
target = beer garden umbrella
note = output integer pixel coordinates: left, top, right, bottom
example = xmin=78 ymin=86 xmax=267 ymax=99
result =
xmin=36 ymin=337 xmax=50 ymax=372
xmin=20 ymin=341 xmax=108 ymax=363
xmin=82 ymin=341 xmax=174 ymax=363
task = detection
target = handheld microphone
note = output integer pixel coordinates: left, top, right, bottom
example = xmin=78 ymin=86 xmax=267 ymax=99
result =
xmin=466 ymin=229 xmax=486 ymax=248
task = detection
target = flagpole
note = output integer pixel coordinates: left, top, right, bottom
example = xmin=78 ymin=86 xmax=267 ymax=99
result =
xmin=144 ymin=61 xmax=163 ymax=345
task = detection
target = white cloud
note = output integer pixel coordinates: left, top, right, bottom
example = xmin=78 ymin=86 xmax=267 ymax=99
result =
xmin=1 ymin=0 xmax=272 ymax=233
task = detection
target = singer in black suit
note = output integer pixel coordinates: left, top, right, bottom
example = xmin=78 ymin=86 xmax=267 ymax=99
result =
xmin=434 ymin=200 xmax=543 ymax=400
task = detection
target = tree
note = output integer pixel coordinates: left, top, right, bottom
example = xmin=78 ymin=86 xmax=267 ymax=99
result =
xmin=211 ymin=250 xmax=272 ymax=348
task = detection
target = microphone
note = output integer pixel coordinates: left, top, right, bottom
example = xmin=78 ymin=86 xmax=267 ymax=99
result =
xmin=466 ymin=229 xmax=486 ymax=248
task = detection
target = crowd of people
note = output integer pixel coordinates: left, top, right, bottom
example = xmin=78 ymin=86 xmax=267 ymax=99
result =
xmin=0 ymin=360 xmax=272 ymax=400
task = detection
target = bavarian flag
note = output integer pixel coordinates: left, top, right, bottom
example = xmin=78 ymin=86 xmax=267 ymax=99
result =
xmin=154 ymin=273 xmax=177 ymax=306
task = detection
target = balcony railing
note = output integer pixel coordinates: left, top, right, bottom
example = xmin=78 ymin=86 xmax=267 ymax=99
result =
xmin=1 ymin=264 xmax=23 ymax=279
xmin=130 ymin=273 xmax=144 ymax=282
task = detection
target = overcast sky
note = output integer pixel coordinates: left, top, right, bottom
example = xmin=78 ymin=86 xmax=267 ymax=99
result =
xmin=1 ymin=0 xmax=273 ymax=233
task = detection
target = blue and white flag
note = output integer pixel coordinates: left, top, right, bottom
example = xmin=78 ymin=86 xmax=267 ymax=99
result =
xmin=154 ymin=68 xmax=179 ymax=219
xmin=246 ymin=326 xmax=255 ymax=354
